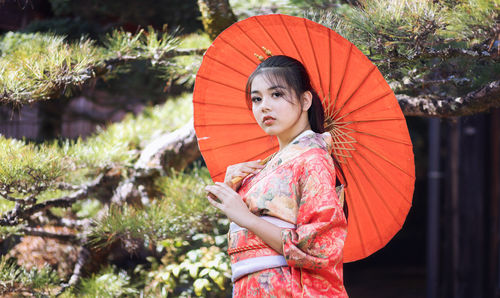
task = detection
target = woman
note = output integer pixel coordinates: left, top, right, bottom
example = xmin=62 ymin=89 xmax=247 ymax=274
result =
xmin=205 ymin=55 xmax=348 ymax=297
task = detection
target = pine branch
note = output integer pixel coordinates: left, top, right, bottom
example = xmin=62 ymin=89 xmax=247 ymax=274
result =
xmin=398 ymin=79 xmax=500 ymax=117
xmin=371 ymin=45 xmax=496 ymax=63
xmin=0 ymin=174 xmax=105 ymax=226
xmin=19 ymin=227 xmax=79 ymax=244
xmin=44 ymin=209 xmax=91 ymax=229
xmin=0 ymin=190 xmax=26 ymax=204
xmin=111 ymin=119 xmax=200 ymax=205
xmin=56 ymin=246 xmax=90 ymax=296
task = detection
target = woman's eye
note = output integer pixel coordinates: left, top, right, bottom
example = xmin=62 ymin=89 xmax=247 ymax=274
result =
xmin=272 ymin=91 xmax=283 ymax=98
xmin=251 ymin=97 xmax=261 ymax=103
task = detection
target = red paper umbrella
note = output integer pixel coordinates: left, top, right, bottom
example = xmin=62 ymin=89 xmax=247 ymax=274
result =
xmin=193 ymin=14 xmax=415 ymax=262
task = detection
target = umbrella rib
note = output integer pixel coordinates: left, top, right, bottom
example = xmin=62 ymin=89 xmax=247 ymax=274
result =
xmin=254 ymin=17 xmax=285 ymax=53
xmin=200 ymin=135 xmax=271 ymax=151
xmin=345 ymin=118 xmax=404 ymax=123
xmin=342 ymin=163 xmax=368 ymax=256
xmin=192 ymin=101 xmax=250 ymax=111
xmin=195 ymin=122 xmax=259 ymax=127
xmin=332 ymin=43 xmax=353 ymax=119
xmin=218 ymin=35 xmax=259 ymax=66
xmin=355 ymin=149 xmax=412 ymax=205
xmin=234 ymin=22 xmax=269 ymax=61
xmin=328 ymin=29 xmax=332 ymax=102
xmin=211 ymin=146 xmax=278 ymax=179
xmin=356 ymin=142 xmax=415 ymax=178
xmin=347 ymin=129 xmax=412 ymax=145
xmin=337 ymin=126 xmax=412 ymax=145
xmin=344 ymin=161 xmax=385 ymax=247
xmin=204 ymin=53 xmax=251 ymax=78
xmin=350 ymin=156 xmax=406 ymax=227
xmin=279 ymin=14 xmax=305 ymax=63
xmin=196 ymin=74 xmax=245 ymax=92
xmin=304 ymin=18 xmax=324 ymax=98
xmin=335 ymin=65 xmax=377 ymax=114
xmin=335 ymin=90 xmax=392 ymax=122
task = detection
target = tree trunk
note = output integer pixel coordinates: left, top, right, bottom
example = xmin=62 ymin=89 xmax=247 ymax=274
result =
xmin=197 ymin=0 xmax=237 ymax=40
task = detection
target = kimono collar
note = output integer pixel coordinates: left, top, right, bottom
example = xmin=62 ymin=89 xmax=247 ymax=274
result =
xmin=285 ymin=130 xmax=334 ymax=155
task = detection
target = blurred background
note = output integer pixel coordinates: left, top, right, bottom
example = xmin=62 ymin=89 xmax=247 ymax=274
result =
xmin=0 ymin=0 xmax=498 ymax=297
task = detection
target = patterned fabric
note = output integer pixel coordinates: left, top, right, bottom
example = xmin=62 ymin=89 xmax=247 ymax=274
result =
xmin=230 ymin=131 xmax=348 ymax=297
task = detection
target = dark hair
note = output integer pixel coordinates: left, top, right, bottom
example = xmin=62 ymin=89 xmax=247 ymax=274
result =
xmin=245 ymin=55 xmax=325 ymax=133
xmin=245 ymin=55 xmax=348 ymax=219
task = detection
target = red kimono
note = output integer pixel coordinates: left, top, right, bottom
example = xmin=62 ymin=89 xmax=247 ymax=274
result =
xmin=229 ymin=131 xmax=348 ymax=297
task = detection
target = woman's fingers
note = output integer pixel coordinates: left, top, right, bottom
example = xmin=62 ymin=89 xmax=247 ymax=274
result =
xmin=206 ymin=183 xmax=239 ymax=201
xmin=207 ymin=195 xmax=224 ymax=209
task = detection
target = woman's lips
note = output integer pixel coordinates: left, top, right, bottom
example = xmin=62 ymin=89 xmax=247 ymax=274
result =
xmin=262 ymin=116 xmax=275 ymax=125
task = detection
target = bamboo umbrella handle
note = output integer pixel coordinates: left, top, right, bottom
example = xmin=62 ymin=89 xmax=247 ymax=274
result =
xmin=230 ymin=155 xmax=273 ymax=185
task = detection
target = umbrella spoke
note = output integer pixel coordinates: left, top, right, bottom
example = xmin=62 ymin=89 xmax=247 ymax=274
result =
xmin=350 ymin=156 xmax=406 ymax=227
xmin=279 ymin=14 xmax=304 ymax=63
xmin=349 ymin=118 xmax=404 ymax=123
xmin=192 ymin=101 xmax=250 ymax=110
xmin=348 ymin=129 xmax=412 ymax=145
xmin=328 ymin=30 xmax=333 ymax=100
xmin=356 ymin=142 xmax=415 ymax=178
xmin=304 ymin=18 xmax=324 ymax=98
xmin=343 ymin=187 xmax=367 ymax=256
xmin=196 ymin=74 xmax=245 ymax=92
xmin=335 ymin=90 xmax=392 ymax=122
xmin=204 ymin=53 xmax=250 ymax=78
xmin=254 ymin=17 xmax=285 ymax=53
xmin=200 ymin=135 xmax=272 ymax=150
xmin=218 ymin=35 xmax=259 ymax=66
xmin=332 ymin=43 xmax=353 ymax=120
xmin=355 ymin=150 xmax=412 ymax=206
xmin=336 ymin=65 xmax=377 ymax=114
xmin=211 ymin=146 xmax=278 ymax=179
xmin=195 ymin=122 xmax=259 ymax=127
xmin=344 ymin=161 xmax=384 ymax=250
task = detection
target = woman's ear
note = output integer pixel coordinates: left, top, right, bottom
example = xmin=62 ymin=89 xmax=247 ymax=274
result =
xmin=301 ymin=91 xmax=313 ymax=111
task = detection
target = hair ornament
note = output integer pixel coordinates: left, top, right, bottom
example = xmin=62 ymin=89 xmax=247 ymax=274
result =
xmin=254 ymin=46 xmax=273 ymax=62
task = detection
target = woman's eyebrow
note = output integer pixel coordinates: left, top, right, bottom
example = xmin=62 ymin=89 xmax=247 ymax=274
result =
xmin=251 ymin=85 xmax=286 ymax=94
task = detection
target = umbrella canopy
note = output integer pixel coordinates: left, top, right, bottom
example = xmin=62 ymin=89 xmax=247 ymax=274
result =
xmin=193 ymin=14 xmax=415 ymax=263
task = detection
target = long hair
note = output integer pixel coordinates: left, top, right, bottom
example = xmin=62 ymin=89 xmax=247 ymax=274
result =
xmin=245 ymin=55 xmax=348 ymax=218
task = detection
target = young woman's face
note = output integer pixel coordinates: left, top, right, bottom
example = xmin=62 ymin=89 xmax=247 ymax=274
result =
xmin=250 ymin=73 xmax=305 ymax=140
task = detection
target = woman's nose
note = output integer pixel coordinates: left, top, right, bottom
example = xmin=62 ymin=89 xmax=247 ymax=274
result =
xmin=260 ymin=96 xmax=271 ymax=112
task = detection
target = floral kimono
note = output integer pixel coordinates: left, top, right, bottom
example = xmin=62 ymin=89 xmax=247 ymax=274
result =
xmin=229 ymin=130 xmax=348 ymax=297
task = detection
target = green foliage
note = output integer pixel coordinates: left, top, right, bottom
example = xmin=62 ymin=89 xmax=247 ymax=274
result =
xmin=0 ymin=136 xmax=70 ymax=194
xmin=309 ymin=0 xmax=499 ymax=95
xmin=89 ymin=165 xmax=220 ymax=247
xmin=444 ymin=0 xmax=499 ymax=40
xmin=101 ymin=27 xmax=179 ymax=63
xmin=0 ymin=28 xmax=193 ymax=105
xmin=0 ymin=32 xmax=99 ymax=104
xmin=0 ymin=93 xmax=192 ymax=207
xmin=69 ymin=266 xmax=138 ymax=297
xmin=230 ymin=0 xmax=302 ymax=18
xmin=143 ymin=233 xmax=231 ymax=297
xmin=67 ymin=93 xmax=191 ymax=170
xmin=0 ymin=256 xmax=60 ymax=295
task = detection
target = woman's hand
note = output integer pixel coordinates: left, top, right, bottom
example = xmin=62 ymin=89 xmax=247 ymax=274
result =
xmin=224 ymin=160 xmax=265 ymax=190
xmin=205 ymin=182 xmax=285 ymax=254
xmin=205 ymin=182 xmax=255 ymax=228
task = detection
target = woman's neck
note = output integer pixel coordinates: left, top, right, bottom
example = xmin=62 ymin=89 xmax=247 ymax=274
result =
xmin=277 ymin=123 xmax=312 ymax=150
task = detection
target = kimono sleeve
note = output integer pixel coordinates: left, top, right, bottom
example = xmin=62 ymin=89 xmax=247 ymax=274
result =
xmin=280 ymin=149 xmax=347 ymax=270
